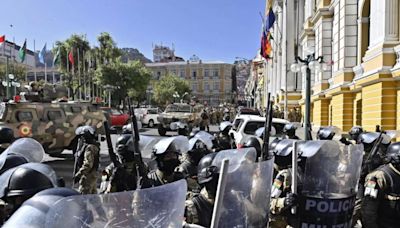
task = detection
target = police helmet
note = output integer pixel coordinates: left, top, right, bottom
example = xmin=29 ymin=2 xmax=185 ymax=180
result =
xmin=189 ymin=130 xmax=200 ymax=139
xmin=283 ymin=123 xmax=297 ymax=135
xmin=152 ymin=136 xmax=189 ymax=157
xmin=2 ymin=166 xmax=54 ymax=200
xmin=384 ymin=142 xmax=400 ymax=165
xmin=0 ymin=127 xmax=15 ymax=144
xmin=243 ymin=137 xmax=262 ymax=158
xmin=349 ymin=126 xmax=364 ymax=141
xmin=116 ymin=134 xmax=133 ymax=152
xmin=317 ymin=127 xmax=335 ymax=140
xmin=219 ymin=121 xmax=232 ymax=132
xmin=0 ymin=154 xmax=28 ymax=175
xmin=197 ymin=153 xmax=219 ymax=185
xmin=75 ymin=126 xmax=96 ymax=141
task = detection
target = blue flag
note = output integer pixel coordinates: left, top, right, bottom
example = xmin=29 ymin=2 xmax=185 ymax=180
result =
xmin=39 ymin=43 xmax=47 ymax=64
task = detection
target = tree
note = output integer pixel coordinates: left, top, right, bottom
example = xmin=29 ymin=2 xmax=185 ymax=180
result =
xmin=153 ymin=74 xmax=191 ymax=105
xmin=96 ymin=60 xmax=151 ymax=106
xmin=94 ymin=32 xmax=121 ymax=65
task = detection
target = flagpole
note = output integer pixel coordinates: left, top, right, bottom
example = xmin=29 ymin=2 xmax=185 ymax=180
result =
xmin=67 ymin=49 xmax=70 ymax=98
xmin=45 ymin=62 xmax=47 ymax=84
xmin=83 ymin=50 xmax=86 ymax=101
xmin=52 ymin=43 xmax=55 ymax=84
xmin=34 ymin=40 xmax=37 ymax=82
xmin=77 ymin=48 xmax=81 ymax=101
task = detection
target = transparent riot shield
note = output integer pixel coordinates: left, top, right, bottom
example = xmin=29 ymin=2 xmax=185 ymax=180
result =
xmin=139 ymin=135 xmax=159 ymax=159
xmin=153 ymin=136 xmax=189 ymax=155
xmin=0 ymin=138 xmax=45 ymax=164
xmin=212 ymin=148 xmax=257 ymax=172
xmin=45 ymin=179 xmax=187 ymax=228
xmin=298 ymin=141 xmax=364 ymax=227
xmin=192 ymin=131 xmax=214 ymax=150
xmin=215 ymin=158 xmax=275 ymax=227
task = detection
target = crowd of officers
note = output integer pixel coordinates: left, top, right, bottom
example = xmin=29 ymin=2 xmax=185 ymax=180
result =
xmin=0 ymin=117 xmax=399 ymax=227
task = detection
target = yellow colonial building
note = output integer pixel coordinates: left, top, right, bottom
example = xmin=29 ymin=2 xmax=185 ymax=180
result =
xmin=264 ymin=0 xmax=400 ymax=132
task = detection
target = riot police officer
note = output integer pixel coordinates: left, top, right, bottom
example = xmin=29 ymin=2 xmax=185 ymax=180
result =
xmin=349 ymin=126 xmax=364 ymax=142
xmin=147 ymin=136 xmax=185 ymax=187
xmin=73 ymin=126 xmax=100 ymax=194
xmin=361 ymin=142 xmax=400 ymax=227
xmin=0 ymin=164 xmax=57 ymax=221
xmin=185 ymin=153 xmax=218 ymax=227
xmin=214 ymin=121 xmax=235 ymax=151
xmin=283 ymin=123 xmax=299 ymax=140
xmin=104 ymin=134 xmax=149 ymax=193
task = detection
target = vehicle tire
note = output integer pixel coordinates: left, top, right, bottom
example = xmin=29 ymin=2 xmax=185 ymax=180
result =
xmin=158 ymin=126 xmax=167 ymax=136
xmin=148 ymin=119 xmax=155 ymax=128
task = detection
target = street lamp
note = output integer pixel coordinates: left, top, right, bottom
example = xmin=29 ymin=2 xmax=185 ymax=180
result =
xmin=2 ymin=74 xmax=19 ymax=99
xmin=290 ymin=54 xmax=327 ymax=140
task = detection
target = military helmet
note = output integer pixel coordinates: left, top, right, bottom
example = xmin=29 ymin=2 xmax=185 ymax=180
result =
xmin=197 ymin=153 xmax=219 ymax=185
xmin=349 ymin=126 xmax=364 ymax=141
xmin=243 ymin=137 xmax=262 ymax=158
xmin=283 ymin=123 xmax=297 ymax=134
xmin=0 ymin=127 xmax=15 ymax=144
xmin=116 ymin=134 xmax=133 ymax=152
xmin=317 ymin=127 xmax=335 ymax=140
xmin=2 ymin=166 xmax=54 ymax=199
xmin=384 ymin=142 xmax=400 ymax=165
xmin=0 ymin=154 xmax=28 ymax=175
xmin=219 ymin=121 xmax=232 ymax=132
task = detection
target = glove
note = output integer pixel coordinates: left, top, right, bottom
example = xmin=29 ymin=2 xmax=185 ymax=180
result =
xmin=284 ymin=193 xmax=298 ymax=208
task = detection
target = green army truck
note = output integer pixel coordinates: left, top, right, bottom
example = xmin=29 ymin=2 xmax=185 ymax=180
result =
xmin=0 ymin=99 xmax=106 ymax=156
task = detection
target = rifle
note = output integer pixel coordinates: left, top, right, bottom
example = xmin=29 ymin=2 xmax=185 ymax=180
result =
xmin=261 ymin=93 xmax=273 ymax=161
xmin=126 ymin=98 xmax=147 ymax=188
xmin=103 ymin=120 xmax=121 ymax=168
xmin=363 ymin=131 xmax=384 ymax=175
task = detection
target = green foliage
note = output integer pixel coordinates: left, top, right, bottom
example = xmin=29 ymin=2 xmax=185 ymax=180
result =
xmin=94 ymin=32 xmax=121 ymax=65
xmin=153 ymin=74 xmax=191 ymax=105
xmin=0 ymin=63 xmax=27 ymax=81
xmin=96 ymin=60 xmax=151 ymax=104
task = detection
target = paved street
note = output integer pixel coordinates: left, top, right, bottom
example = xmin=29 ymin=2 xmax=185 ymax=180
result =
xmin=43 ymin=125 xmax=219 ymax=188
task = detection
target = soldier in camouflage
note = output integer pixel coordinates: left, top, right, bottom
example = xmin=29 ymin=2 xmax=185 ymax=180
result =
xmin=73 ymin=126 xmax=100 ymax=194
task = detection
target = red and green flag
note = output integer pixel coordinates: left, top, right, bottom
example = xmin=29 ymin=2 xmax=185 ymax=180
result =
xmin=19 ymin=39 xmax=27 ymax=62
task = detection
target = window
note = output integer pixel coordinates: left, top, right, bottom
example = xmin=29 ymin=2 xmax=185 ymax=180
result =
xmin=232 ymin=118 xmax=244 ymax=131
xmin=213 ymin=82 xmax=220 ymax=90
xmin=244 ymin=121 xmax=265 ymax=135
xmin=71 ymin=106 xmax=82 ymax=113
xmin=204 ymin=82 xmax=210 ymax=92
xmin=148 ymin=109 xmax=158 ymax=114
xmin=213 ymin=70 xmax=219 ymax=78
xmin=171 ymin=70 xmax=177 ymax=75
xmin=157 ymin=71 xmax=161 ymax=80
xmin=180 ymin=70 xmax=185 ymax=78
xmin=192 ymin=71 xmax=197 ymax=79
xmin=192 ymin=83 xmax=197 ymax=91
xmin=47 ymin=110 xmax=63 ymax=120
xmin=204 ymin=69 xmax=209 ymax=78
xmin=16 ymin=111 xmax=33 ymax=122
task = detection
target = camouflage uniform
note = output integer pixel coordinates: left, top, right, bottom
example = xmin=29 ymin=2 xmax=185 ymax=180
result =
xmin=185 ymin=188 xmax=215 ymax=227
xmin=147 ymin=169 xmax=184 ymax=187
xmin=75 ymin=143 xmax=100 ymax=194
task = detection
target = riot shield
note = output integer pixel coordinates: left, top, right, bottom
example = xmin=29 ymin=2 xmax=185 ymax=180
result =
xmin=212 ymin=148 xmax=257 ymax=172
xmin=298 ymin=141 xmax=364 ymax=227
xmin=139 ymin=135 xmax=159 ymax=159
xmin=153 ymin=136 xmax=189 ymax=155
xmin=0 ymin=138 xmax=45 ymax=164
xmin=45 ymin=180 xmax=187 ymax=228
xmin=214 ymin=159 xmax=275 ymax=227
xmin=192 ymin=131 xmax=214 ymax=150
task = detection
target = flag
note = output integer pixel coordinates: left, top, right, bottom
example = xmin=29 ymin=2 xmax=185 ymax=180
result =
xmin=53 ymin=47 xmax=60 ymax=66
xmin=39 ymin=43 xmax=47 ymax=64
xmin=19 ymin=39 xmax=27 ymax=62
xmin=0 ymin=35 xmax=5 ymax=45
xmin=68 ymin=49 xmax=74 ymax=66
xmin=260 ymin=0 xmax=276 ymax=60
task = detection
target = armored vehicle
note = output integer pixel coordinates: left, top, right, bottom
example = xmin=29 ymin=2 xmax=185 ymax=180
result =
xmin=157 ymin=103 xmax=202 ymax=136
xmin=0 ymin=98 xmax=106 ymax=155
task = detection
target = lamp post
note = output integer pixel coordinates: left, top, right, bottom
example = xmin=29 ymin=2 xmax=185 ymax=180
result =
xmin=2 ymin=74 xmax=18 ymax=99
xmin=103 ymin=85 xmax=115 ymax=108
xmin=290 ymin=54 xmax=327 ymax=140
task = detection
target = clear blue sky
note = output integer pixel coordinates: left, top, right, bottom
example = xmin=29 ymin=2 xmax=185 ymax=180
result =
xmin=0 ymin=0 xmax=265 ymax=63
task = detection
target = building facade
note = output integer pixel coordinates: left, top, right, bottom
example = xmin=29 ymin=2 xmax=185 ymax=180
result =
xmin=0 ymin=40 xmax=35 ymax=68
xmin=262 ymin=0 xmax=400 ymax=132
xmin=146 ymin=58 xmax=233 ymax=106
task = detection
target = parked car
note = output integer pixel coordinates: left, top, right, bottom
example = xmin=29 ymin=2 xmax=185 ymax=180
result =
xmin=136 ymin=108 xmax=161 ymax=128
xmin=100 ymin=107 xmax=130 ymax=128
xmin=229 ymin=114 xmax=289 ymax=147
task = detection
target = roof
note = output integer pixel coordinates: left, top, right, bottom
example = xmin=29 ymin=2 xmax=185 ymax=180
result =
xmin=235 ymin=114 xmax=289 ymax=124
xmin=145 ymin=61 xmax=231 ymax=67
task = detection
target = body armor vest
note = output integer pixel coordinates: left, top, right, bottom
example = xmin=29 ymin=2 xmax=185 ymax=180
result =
xmin=76 ymin=143 xmax=100 ymax=173
xmin=377 ymin=164 xmax=400 ymax=227
xmin=192 ymin=194 xmax=213 ymax=228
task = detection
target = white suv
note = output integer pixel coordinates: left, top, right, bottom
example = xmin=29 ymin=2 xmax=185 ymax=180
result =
xmin=136 ymin=108 xmax=161 ymax=128
xmin=229 ymin=114 xmax=289 ymax=146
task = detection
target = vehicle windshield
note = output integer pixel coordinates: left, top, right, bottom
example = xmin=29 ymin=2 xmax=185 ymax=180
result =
xmin=0 ymin=103 xmax=6 ymax=120
xmin=165 ymin=104 xmax=191 ymax=113
xmin=244 ymin=121 xmax=265 ymax=135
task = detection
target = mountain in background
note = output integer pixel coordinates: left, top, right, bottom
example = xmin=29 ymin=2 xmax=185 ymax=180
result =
xmin=120 ymin=48 xmax=152 ymax=64
xmin=35 ymin=48 xmax=151 ymax=68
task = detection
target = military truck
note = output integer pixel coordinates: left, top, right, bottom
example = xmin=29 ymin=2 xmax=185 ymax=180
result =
xmin=0 ymin=98 xmax=106 ymax=155
xmin=157 ymin=103 xmax=203 ymax=136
